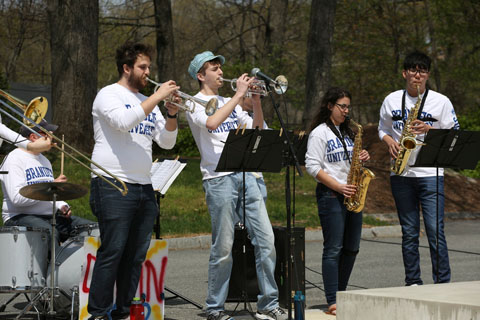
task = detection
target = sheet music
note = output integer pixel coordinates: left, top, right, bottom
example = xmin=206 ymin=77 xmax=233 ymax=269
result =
xmin=150 ymin=159 xmax=186 ymax=195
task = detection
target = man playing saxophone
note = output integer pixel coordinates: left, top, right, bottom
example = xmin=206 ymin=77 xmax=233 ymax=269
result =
xmin=378 ymin=51 xmax=460 ymax=286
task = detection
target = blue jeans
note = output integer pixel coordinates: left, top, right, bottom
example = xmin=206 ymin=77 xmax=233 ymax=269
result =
xmin=4 ymin=212 xmax=92 ymax=253
xmin=87 ymin=177 xmax=158 ymax=317
xmin=235 ymin=175 xmax=267 ymax=225
xmin=390 ymin=175 xmax=451 ymax=285
xmin=316 ymin=183 xmax=362 ymax=306
xmin=203 ymin=172 xmax=278 ymax=314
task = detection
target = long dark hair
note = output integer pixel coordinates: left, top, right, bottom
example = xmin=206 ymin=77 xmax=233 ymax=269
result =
xmin=309 ymin=87 xmax=354 ymax=139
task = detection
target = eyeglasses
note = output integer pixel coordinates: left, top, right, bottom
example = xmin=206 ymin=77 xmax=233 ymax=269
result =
xmin=407 ymin=68 xmax=429 ymax=76
xmin=335 ymin=103 xmax=352 ymax=111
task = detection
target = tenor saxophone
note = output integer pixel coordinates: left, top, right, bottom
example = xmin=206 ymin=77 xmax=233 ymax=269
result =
xmin=344 ymin=118 xmax=375 ymax=213
xmin=391 ymin=85 xmax=422 ymax=175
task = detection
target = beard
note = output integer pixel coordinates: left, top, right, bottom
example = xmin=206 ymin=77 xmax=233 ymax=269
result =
xmin=127 ymin=72 xmax=146 ymax=91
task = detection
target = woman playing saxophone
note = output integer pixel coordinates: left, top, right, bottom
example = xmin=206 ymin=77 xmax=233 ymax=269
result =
xmin=305 ymin=87 xmax=370 ymax=316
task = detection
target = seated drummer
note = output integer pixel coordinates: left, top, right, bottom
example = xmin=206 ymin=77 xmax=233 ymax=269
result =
xmin=0 ymin=119 xmax=93 ymax=251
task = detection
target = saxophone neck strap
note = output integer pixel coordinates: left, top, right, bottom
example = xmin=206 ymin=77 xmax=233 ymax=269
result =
xmin=399 ymin=88 xmax=429 ymax=123
xmin=327 ymin=120 xmax=351 ymax=164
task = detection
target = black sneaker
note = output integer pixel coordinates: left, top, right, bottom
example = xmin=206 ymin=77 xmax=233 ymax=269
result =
xmin=88 ymin=316 xmax=109 ymax=320
xmin=111 ymin=310 xmax=130 ymax=319
xmin=206 ymin=311 xmax=235 ymax=320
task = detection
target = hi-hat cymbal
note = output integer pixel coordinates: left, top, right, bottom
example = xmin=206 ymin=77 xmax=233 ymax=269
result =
xmin=20 ymin=182 xmax=88 ymax=201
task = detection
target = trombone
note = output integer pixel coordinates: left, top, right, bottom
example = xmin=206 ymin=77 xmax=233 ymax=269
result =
xmin=0 ymin=89 xmax=48 ymax=127
xmin=147 ymin=78 xmax=218 ymax=116
xmin=0 ymin=92 xmax=129 ymax=196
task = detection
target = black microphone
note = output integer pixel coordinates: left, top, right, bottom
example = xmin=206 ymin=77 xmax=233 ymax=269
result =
xmin=250 ymin=68 xmax=277 ymax=85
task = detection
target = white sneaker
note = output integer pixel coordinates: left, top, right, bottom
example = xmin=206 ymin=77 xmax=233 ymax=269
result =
xmin=255 ymin=307 xmax=287 ymax=320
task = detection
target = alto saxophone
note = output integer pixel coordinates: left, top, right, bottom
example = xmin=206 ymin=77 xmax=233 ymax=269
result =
xmin=344 ymin=118 xmax=375 ymax=213
xmin=391 ymin=85 xmax=422 ymax=175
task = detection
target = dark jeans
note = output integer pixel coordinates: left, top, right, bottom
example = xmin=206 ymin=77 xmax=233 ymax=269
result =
xmin=316 ymin=183 xmax=362 ymax=306
xmin=87 ymin=177 xmax=158 ymax=317
xmin=4 ymin=212 xmax=92 ymax=253
xmin=390 ymin=175 xmax=451 ymax=285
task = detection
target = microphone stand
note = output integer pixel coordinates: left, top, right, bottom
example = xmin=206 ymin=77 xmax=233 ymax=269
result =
xmin=265 ymin=83 xmax=302 ymax=320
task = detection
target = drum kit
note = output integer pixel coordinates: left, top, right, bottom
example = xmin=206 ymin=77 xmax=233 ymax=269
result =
xmin=0 ymin=182 xmax=93 ymax=319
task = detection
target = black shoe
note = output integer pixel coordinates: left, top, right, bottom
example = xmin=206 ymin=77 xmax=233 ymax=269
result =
xmin=88 ymin=316 xmax=109 ymax=320
xmin=207 ymin=311 xmax=235 ymax=320
xmin=111 ymin=311 xmax=130 ymax=320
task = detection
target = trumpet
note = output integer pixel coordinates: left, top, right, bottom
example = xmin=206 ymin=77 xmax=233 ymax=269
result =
xmin=0 ymin=94 xmax=129 ymax=196
xmin=220 ymin=75 xmax=288 ymax=96
xmin=147 ymin=78 xmax=218 ymax=116
xmin=0 ymin=89 xmax=48 ymax=127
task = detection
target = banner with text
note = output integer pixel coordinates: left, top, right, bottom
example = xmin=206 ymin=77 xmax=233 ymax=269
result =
xmin=78 ymin=237 xmax=168 ymax=320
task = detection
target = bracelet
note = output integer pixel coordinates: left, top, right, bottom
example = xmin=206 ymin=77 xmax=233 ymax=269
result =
xmin=166 ymin=112 xmax=178 ymax=119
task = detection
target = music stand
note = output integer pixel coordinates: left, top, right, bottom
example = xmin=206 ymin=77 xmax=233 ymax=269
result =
xmin=149 ymin=158 xmax=202 ymax=309
xmin=216 ymin=128 xmax=284 ymax=317
xmin=413 ymin=129 xmax=480 ymax=282
xmin=154 ymin=193 xmax=203 ymax=309
xmin=16 ymin=182 xmax=88 ymax=319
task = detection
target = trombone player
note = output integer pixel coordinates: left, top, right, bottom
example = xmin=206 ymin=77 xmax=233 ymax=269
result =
xmin=87 ymin=41 xmax=179 ymax=320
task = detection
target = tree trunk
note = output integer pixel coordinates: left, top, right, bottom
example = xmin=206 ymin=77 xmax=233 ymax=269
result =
xmin=424 ymin=0 xmax=441 ymax=92
xmin=47 ymin=0 xmax=98 ymax=153
xmin=263 ymin=0 xmax=288 ymax=122
xmin=304 ymin=0 xmax=337 ymax=128
xmin=153 ymin=0 xmax=175 ymax=82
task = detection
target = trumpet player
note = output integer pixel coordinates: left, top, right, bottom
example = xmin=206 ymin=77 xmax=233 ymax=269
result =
xmin=186 ymin=51 xmax=286 ymax=320
xmin=87 ymin=41 xmax=179 ymax=320
xmin=378 ymin=51 xmax=460 ymax=287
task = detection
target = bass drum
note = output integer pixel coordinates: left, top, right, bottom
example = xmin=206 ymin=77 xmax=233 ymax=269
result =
xmin=47 ymin=237 xmax=89 ymax=317
xmin=0 ymin=226 xmax=48 ymax=292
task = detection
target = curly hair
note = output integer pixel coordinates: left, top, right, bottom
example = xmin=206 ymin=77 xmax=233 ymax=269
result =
xmin=115 ymin=42 xmax=154 ymax=78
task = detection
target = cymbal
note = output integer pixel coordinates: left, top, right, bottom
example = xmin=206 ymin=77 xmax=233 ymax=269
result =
xmin=20 ymin=182 xmax=88 ymax=201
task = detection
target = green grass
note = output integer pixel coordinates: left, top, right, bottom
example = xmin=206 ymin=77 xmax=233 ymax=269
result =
xmin=0 ymin=155 xmax=390 ymax=235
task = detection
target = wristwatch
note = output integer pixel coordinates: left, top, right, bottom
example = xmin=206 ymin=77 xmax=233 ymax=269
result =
xmin=166 ymin=112 xmax=178 ymax=119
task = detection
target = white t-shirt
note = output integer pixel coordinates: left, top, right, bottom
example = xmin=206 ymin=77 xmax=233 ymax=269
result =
xmin=186 ymin=92 xmax=254 ymax=180
xmin=0 ymin=119 xmax=29 ymax=149
xmin=378 ymin=89 xmax=460 ymax=177
xmin=305 ymin=123 xmax=354 ymax=185
xmin=1 ymin=148 xmax=68 ymax=222
xmin=91 ymin=83 xmax=177 ymax=184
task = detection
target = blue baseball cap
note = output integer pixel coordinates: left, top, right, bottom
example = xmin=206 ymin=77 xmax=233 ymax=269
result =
xmin=21 ymin=119 xmax=58 ymax=138
xmin=188 ymin=51 xmax=225 ymax=80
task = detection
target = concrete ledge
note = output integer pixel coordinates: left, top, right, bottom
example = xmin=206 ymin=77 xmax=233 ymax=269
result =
xmin=165 ymin=235 xmax=211 ymax=250
xmin=337 ymin=281 xmax=480 ymax=320
xmin=165 ymin=225 xmax=403 ymax=251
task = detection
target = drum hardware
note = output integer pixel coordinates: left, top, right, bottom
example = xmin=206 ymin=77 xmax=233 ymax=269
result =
xmin=15 ymin=182 xmax=87 ymax=320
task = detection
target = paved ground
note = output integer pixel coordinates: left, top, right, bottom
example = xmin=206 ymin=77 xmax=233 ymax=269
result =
xmin=1 ymin=219 xmax=479 ymax=319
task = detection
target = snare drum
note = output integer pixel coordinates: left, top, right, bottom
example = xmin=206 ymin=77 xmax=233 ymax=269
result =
xmin=71 ymin=223 xmax=99 ymax=238
xmin=0 ymin=226 xmax=49 ymax=292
